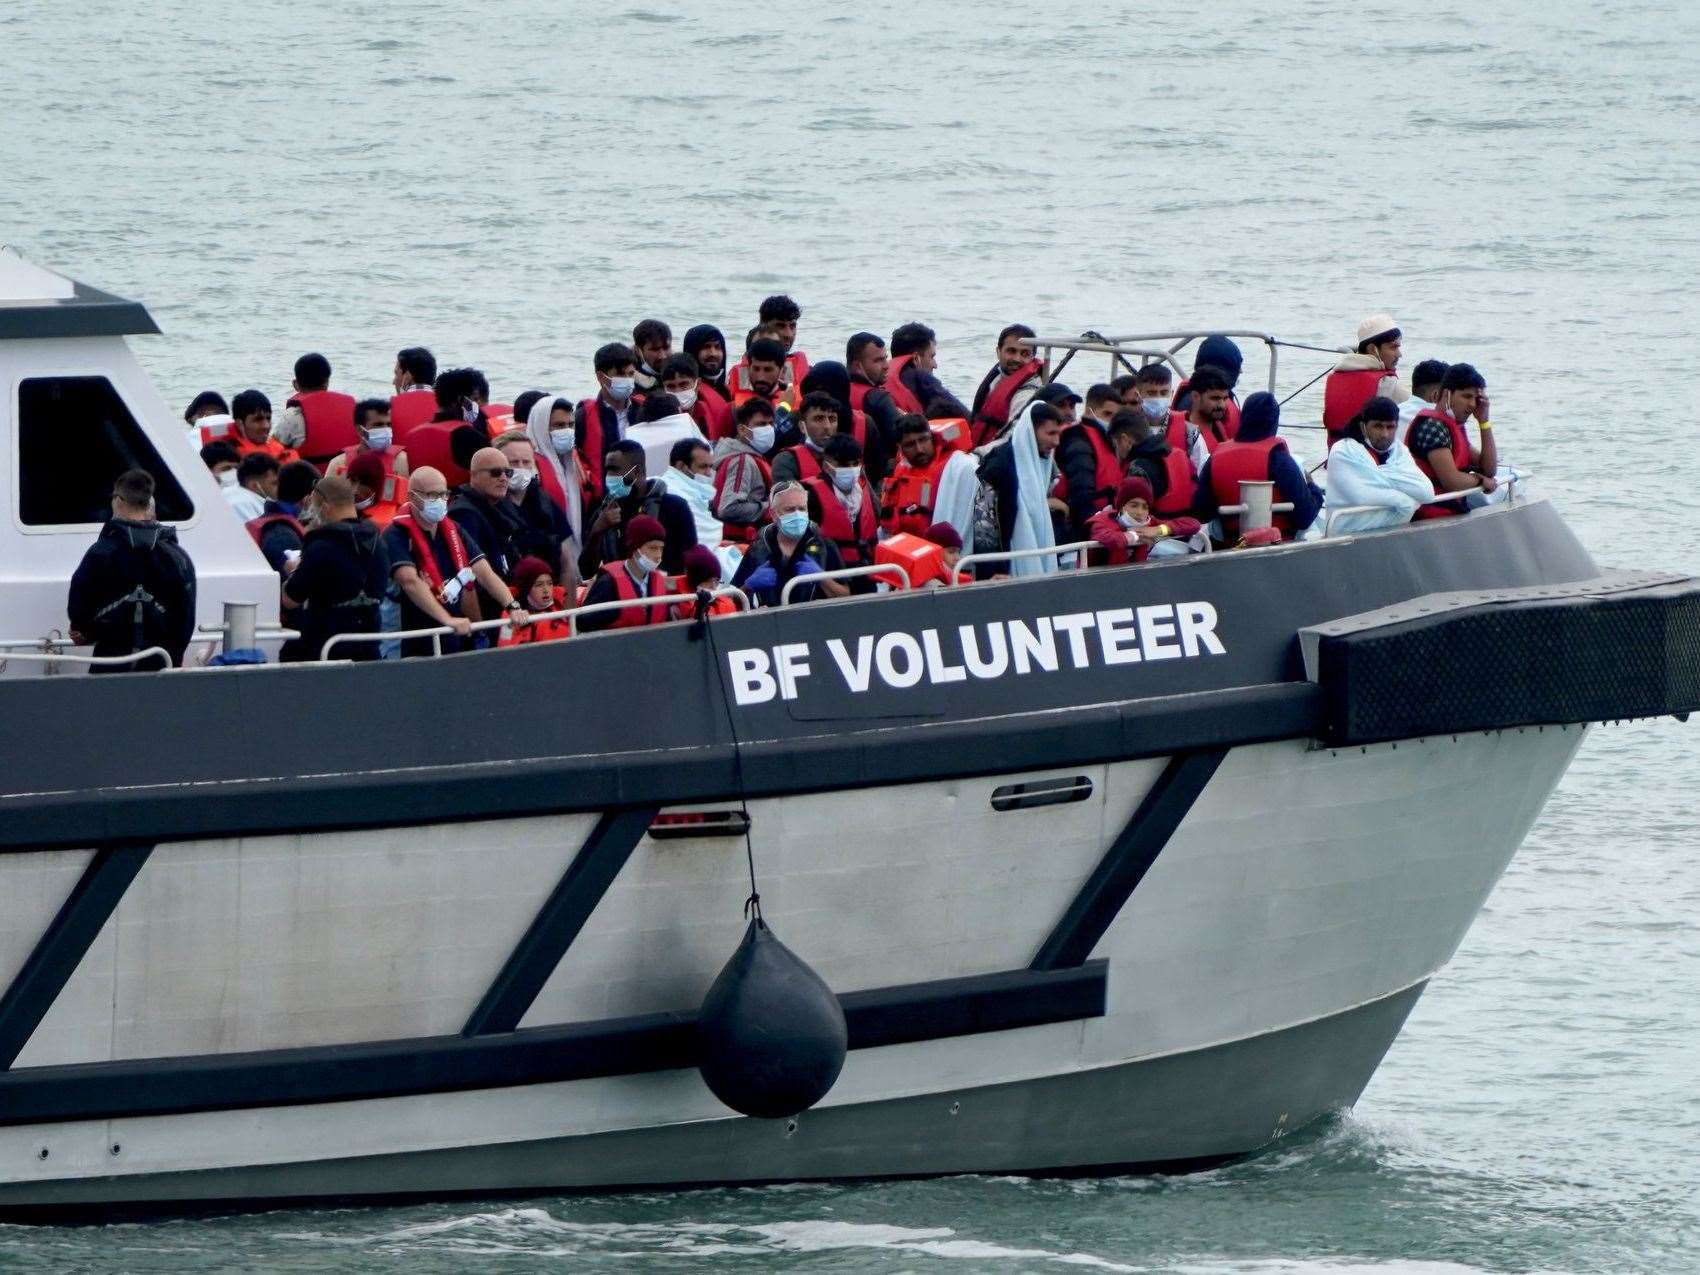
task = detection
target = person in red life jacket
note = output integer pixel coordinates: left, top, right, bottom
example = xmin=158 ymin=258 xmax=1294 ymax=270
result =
xmin=248 ymin=459 xmax=320 ymax=575
xmin=1322 ymin=314 xmax=1409 ymax=449
xmin=669 ymin=544 xmax=738 ymax=621
xmin=1406 ymin=362 xmax=1498 ymax=518
xmin=388 ymin=346 xmax=438 ymax=444
xmin=879 ymin=414 xmax=953 ymax=537
xmin=888 ymin=322 xmax=970 ymax=423
xmin=278 ymin=474 xmax=390 ymax=662
xmin=658 ymin=351 xmax=731 ymax=442
xmin=574 ymin=341 xmax=642 ymax=505
xmin=1055 ymin=384 xmax=1130 ymax=536
xmin=731 ymin=481 xmax=848 ymax=606
xmin=580 ymin=439 xmax=698 ymax=579
xmin=1120 ymin=407 xmax=1200 ymax=524
xmin=230 ymin=452 xmax=279 ymax=522
xmin=327 ymin=398 xmax=411 ymax=501
xmin=803 ymin=434 xmax=879 ymax=589
xmin=1175 ymin=364 xmax=1237 ymax=458
xmin=631 ymin=318 xmax=672 ymax=393
xmin=272 ymin=352 xmax=358 ymax=469
xmin=577 ymin=513 xmax=675 ymax=633
xmin=1087 ymin=477 xmax=1203 ymax=567
xmin=1171 ymin=335 xmax=1244 ymax=437
xmin=684 ymin=324 xmax=730 ymax=405
xmin=710 ymin=397 xmax=778 ymax=544
xmin=494 ymin=429 xmax=580 ymax=595
xmin=229 ymin=389 xmax=299 ymax=464
xmin=1192 ymin=391 xmax=1322 ymax=543
xmin=497 ymin=556 xmax=574 ymax=646
xmin=381 ymin=465 xmax=527 ymax=657
xmin=770 ymin=390 xmax=843 ymax=485
xmin=847 ymin=331 xmax=905 ymax=460
xmin=970 ymin=323 xmax=1044 ymax=444
xmin=759 ymin=293 xmax=810 ymax=385
xmin=729 ymin=336 xmax=798 ymax=420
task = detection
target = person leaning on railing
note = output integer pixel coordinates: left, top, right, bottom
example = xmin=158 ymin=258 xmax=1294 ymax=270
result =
xmin=1316 ymin=397 xmax=1435 ymax=537
xmin=1406 ymin=363 xmax=1498 ymax=518
xmin=577 ymin=515 xmax=675 ymax=633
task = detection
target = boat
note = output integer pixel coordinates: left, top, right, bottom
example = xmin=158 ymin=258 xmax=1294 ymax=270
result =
xmin=0 ymin=251 xmax=1695 ymax=1216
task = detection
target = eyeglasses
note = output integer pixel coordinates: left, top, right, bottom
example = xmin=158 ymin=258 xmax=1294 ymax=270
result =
xmin=475 ymin=467 xmax=514 ymax=478
xmin=413 ymin=489 xmax=449 ymax=501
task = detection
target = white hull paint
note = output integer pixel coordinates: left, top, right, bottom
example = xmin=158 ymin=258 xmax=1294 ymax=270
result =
xmin=0 ymin=726 xmax=1584 ymax=1204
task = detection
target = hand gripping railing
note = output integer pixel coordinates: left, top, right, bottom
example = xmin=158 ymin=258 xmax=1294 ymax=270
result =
xmin=568 ymin=585 xmax=750 ymax=634
xmin=320 ymin=614 xmax=515 ymax=660
xmin=953 ymin=540 xmax=1097 ymax=582
xmin=778 ymin=564 xmax=909 ymax=606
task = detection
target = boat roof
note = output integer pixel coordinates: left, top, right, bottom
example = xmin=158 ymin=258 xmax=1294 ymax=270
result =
xmin=0 ymin=247 xmax=160 ymax=341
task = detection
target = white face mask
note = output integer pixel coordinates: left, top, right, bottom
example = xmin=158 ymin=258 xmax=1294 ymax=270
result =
xmin=673 ymin=386 xmax=698 ymax=411
xmin=507 ymin=466 xmax=534 ymax=492
xmin=632 ymin=550 xmax=659 ymax=576
xmin=215 ymin=468 xmax=238 ymax=489
xmin=364 ymin=426 xmax=393 ymax=451
xmin=607 ymin=376 xmax=636 ymax=403
xmin=749 ymin=424 xmax=776 ymax=454
xmin=691 ymin=470 xmax=715 ymax=493
xmin=549 ymin=426 xmax=576 ymax=456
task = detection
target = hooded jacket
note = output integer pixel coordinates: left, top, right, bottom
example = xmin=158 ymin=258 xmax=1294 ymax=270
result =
xmin=280 ymin=517 xmax=389 ymax=662
xmin=684 ymin=324 xmax=730 ymax=403
xmin=1191 ymin=391 xmax=1323 ymax=534
xmin=66 ymin=517 xmax=197 ymax=670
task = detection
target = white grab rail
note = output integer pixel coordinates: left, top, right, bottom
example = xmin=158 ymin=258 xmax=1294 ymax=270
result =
xmin=1320 ymin=477 xmax=1522 ymax=538
xmin=778 ymin=564 xmax=910 ymax=606
xmin=0 ymin=646 xmax=174 ymax=672
xmin=320 ymin=614 xmax=516 ymax=660
xmin=569 ymin=586 xmax=750 ymax=634
xmin=953 ymin=540 xmax=1096 ymax=582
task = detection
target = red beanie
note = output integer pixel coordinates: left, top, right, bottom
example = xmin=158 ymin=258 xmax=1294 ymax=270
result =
xmin=510 ymin=556 xmax=554 ymax=599
xmin=1115 ymin=477 xmax=1153 ymax=508
xmin=346 ymin=452 xmax=386 ymax=490
xmin=682 ymin=544 xmax=722 ymax=587
xmin=922 ymin=521 xmax=962 ymax=551
xmin=624 ymin=513 xmax=667 ymax=552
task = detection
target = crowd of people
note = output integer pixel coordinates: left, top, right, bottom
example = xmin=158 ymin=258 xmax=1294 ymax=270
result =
xmin=71 ymin=298 xmax=1506 ymax=668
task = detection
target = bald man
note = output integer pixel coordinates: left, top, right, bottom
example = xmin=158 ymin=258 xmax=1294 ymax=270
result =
xmin=382 ymin=464 xmax=528 ymax=657
xmin=280 ymin=473 xmax=390 ymax=662
xmin=448 ymin=445 xmax=530 ymax=625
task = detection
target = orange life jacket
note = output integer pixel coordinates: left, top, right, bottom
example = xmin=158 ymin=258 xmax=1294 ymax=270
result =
xmin=291 ymin=389 xmax=359 ymax=467
xmin=1208 ymin=435 xmax=1291 ymax=541
xmin=500 ymin=586 xmax=573 ymax=645
xmin=804 ymin=474 xmax=878 ymax=566
xmin=1153 ymin=446 xmax=1197 ymax=519
xmin=1407 ymin=407 xmax=1475 ymax=520
xmin=879 ymin=450 xmax=951 ymax=537
xmin=233 ymin=434 xmax=299 ymax=465
xmin=1322 ymin=367 xmax=1388 ymax=448
xmin=403 ymin=421 xmax=470 ymax=489
xmin=728 ymin=359 xmax=802 ymax=412
xmin=246 ymin=511 xmax=304 ymax=550
xmin=1050 ymin=421 xmax=1123 ymax=509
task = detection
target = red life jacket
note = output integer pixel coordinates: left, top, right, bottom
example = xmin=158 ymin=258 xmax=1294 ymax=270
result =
xmin=291 ymin=389 xmax=359 ymax=466
xmin=1169 ymin=408 xmax=1229 ymax=456
xmin=388 ymin=389 xmax=438 ymax=444
xmin=1172 ymin=379 xmax=1241 ymax=439
xmin=1407 ymin=407 xmax=1474 ymax=520
xmin=1154 ymin=447 xmax=1198 ymax=518
xmin=783 ymin=443 xmax=824 ymax=483
xmin=574 ymin=397 xmax=612 ymax=506
xmin=804 ymin=475 xmax=878 ymax=565
xmin=690 ymin=391 xmax=734 ymax=442
xmin=403 ymin=422 xmax=469 ymax=488
xmin=877 ymin=357 xmax=928 ymax=416
xmin=878 ymin=450 xmax=951 ymax=537
xmin=339 ymin=444 xmax=408 ymax=528
xmin=973 ymin=359 xmax=1043 ymax=444
xmin=392 ymin=510 xmax=471 ymax=599
xmin=1322 ymin=367 xmax=1390 ymax=447
xmin=712 ymin=451 xmax=772 ymax=544
xmin=245 ymin=511 xmax=304 ymax=550
xmin=195 ymin=416 xmax=236 ymax=447
xmin=534 ymin=451 xmax=573 ymax=515
xmin=1209 ymin=435 xmax=1292 ymax=541
xmin=597 ymin=560 xmax=673 ymax=629
xmin=728 ymin=360 xmax=801 ymax=411
xmin=1050 ymin=421 xmax=1123 ymax=508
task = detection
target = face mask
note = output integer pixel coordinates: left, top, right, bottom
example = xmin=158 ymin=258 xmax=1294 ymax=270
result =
xmin=674 ymin=387 xmax=698 ymax=411
xmin=364 ymin=427 xmax=393 ymax=451
xmin=605 ymin=474 xmax=632 ymax=500
xmin=549 ymin=426 xmax=575 ymax=455
xmin=1141 ymin=397 xmax=1168 ymax=421
xmin=1368 ymin=434 xmax=1395 ymax=455
xmin=356 ymin=495 xmax=376 ymax=511
xmin=749 ymin=424 xmax=776 ymax=453
xmin=418 ymin=497 xmax=448 ymax=524
xmin=461 ymin=400 xmax=479 ymax=424
xmin=631 ymin=551 xmax=658 ymax=576
xmin=1119 ymin=510 xmax=1150 ymax=529
xmin=607 ymin=376 xmax=636 ymax=402
xmin=216 ymin=469 xmax=238 ymax=489
xmin=830 ymin=465 xmax=860 ymax=494
xmin=692 ymin=472 xmax=715 ymax=494
xmin=507 ymin=467 xmax=534 ymax=492
xmin=777 ymin=510 xmax=809 ymax=538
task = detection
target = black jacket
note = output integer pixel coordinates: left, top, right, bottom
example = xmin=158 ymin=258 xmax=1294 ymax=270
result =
xmin=66 ymin=518 xmax=197 ymax=671
xmin=730 ymin=522 xmax=844 ymax=606
xmin=578 ymin=478 xmax=698 ymax=578
xmin=1127 ymin=433 xmax=1178 ymax=504
xmin=1056 ymin=421 xmax=1119 ymax=536
xmin=280 ymin=518 xmax=389 ymax=662
xmin=450 ymin=484 xmax=527 ymax=618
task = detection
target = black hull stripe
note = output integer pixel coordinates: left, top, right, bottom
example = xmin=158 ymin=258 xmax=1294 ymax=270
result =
xmin=0 ymin=842 xmax=153 ymax=1069
xmin=462 ymin=808 xmax=659 ymax=1036
xmin=0 ymin=684 xmax=1321 ymax=853
xmin=1031 ymin=749 xmax=1228 ymax=971
xmin=0 ymin=962 xmax=1106 ymax=1127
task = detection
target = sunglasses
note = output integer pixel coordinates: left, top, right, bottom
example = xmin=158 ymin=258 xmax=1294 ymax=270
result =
xmin=475 ymin=467 xmax=515 ymax=478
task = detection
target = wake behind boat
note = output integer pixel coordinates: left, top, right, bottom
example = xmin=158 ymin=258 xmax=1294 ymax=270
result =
xmin=0 ymin=254 xmax=1695 ymax=1215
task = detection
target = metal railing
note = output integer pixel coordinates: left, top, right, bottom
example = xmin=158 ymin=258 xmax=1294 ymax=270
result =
xmin=569 ymin=586 xmax=750 ymax=634
xmin=0 ymin=646 xmax=174 ymax=674
xmin=778 ymin=564 xmax=910 ymax=606
xmin=1030 ymin=330 xmax=1348 ymax=397
xmin=1319 ymin=475 xmax=1528 ymax=538
xmin=954 ymin=540 xmax=1097 ymax=581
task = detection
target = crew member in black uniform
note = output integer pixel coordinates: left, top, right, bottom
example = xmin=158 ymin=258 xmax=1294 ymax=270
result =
xmin=67 ymin=469 xmax=197 ymax=672
xmin=279 ymin=474 xmax=390 ymax=662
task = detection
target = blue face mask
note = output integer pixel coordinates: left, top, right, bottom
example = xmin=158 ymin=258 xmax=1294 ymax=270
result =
xmin=830 ymin=465 xmax=860 ymax=494
xmin=1141 ymin=396 xmax=1169 ymax=420
xmin=605 ymin=474 xmax=632 ymax=500
xmin=777 ymin=510 xmax=809 ymax=538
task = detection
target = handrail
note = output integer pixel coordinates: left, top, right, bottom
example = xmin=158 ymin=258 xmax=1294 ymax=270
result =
xmin=0 ymin=646 xmax=174 ymax=672
xmin=1218 ymin=502 xmax=1297 ymax=516
xmin=778 ymin=564 xmax=909 ymax=606
xmin=954 ymin=540 xmax=1097 ymax=582
xmin=569 ymin=585 xmax=750 ymax=634
xmin=1320 ymin=479 xmax=1518 ymax=538
xmin=320 ymin=614 xmax=515 ymax=660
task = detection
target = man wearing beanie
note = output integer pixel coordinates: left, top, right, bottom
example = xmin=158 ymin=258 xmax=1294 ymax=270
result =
xmin=1192 ymin=392 xmax=1322 ymax=543
xmin=1322 ymin=314 xmax=1410 ymax=448
xmin=577 ymin=513 xmax=674 ymax=632
xmin=1087 ymin=477 xmax=1202 ymax=566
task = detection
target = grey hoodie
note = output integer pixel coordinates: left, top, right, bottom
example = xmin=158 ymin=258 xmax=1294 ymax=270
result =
xmin=710 ymin=435 xmax=772 ymax=529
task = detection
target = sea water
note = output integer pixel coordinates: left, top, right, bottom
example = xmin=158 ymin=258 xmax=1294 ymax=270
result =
xmin=2 ymin=0 xmax=1697 ymax=1269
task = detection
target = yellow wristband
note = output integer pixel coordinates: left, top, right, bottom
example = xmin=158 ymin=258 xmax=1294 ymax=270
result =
xmin=1158 ymin=524 xmax=1170 ymax=536
xmin=1477 ymin=421 xmax=1492 ymax=431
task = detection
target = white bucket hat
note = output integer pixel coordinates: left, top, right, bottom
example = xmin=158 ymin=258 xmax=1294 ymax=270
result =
xmin=1356 ymin=314 xmax=1400 ymax=345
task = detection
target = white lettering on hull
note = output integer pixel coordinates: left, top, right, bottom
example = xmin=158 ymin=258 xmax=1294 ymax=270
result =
xmin=727 ymin=601 xmax=1227 ymax=704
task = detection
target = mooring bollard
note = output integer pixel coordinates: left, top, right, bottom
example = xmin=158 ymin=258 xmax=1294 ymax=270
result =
xmin=222 ymin=600 xmax=258 ymax=655
xmin=1238 ymin=480 xmax=1275 ymax=532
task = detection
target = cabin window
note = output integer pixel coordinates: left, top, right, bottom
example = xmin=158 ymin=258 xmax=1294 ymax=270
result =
xmin=15 ymin=376 xmax=192 ymax=525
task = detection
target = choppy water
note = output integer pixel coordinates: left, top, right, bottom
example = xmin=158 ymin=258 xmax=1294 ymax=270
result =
xmin=3 ymin=0 xmax=1698 ymax=1270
